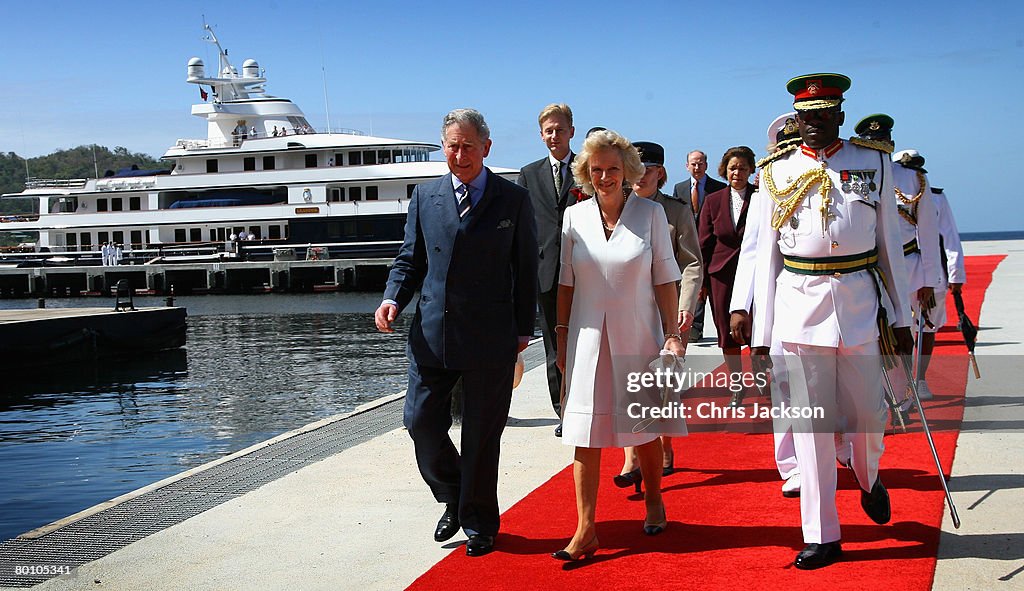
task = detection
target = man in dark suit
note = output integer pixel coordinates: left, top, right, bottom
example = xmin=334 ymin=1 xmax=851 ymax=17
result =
xmin=517 ymin=103 xmax=577 ymax=436
xmin=374 ymin=108 xmax=538 ymax=557
xmin=672 ymin=150 xmax=727 ymax=341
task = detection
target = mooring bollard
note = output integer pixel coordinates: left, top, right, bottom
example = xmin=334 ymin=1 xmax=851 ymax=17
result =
xmin=37 ymin=298 xmax=45 ymax=309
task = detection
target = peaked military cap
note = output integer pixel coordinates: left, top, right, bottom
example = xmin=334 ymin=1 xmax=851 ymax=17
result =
xmin=633 ymin=141 xmax=665 ymax=166
xmin=892 ymin=148 xmax=927 ymax=172
xmin=855 ymin=114 xmax=895 ymax=139
xmin=787 ymin=73 xmax=851 ymax=111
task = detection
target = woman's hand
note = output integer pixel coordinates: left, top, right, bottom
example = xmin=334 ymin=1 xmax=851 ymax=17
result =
xmin=664 ymin=335 xmax=686 ymax=357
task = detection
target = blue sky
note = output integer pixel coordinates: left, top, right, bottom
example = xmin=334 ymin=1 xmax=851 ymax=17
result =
xmin=2 ymin=0 xmax=1021 ymax=231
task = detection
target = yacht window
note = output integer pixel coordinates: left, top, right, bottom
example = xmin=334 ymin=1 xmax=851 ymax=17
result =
xmin=349 ymin=151 xmax=362 ymax=165
xmin=268 ymin=225 xmax=281 ymax=240
xmin=330 ymin=187 xmax=345 ymax=202
xmin=66 ymin=233 xmax=78 ymax=251
xmin=392 ymin=150 xmax=403 ymax=163
xmin=129 ymin=197 xmax=141 ymax=210
xmin=80 ymin=233 xmax=92 ymax=249
xmin=249 ymin=227 xmax=260 ymax=238
xmin=190 ymin=228 xmax=201 ymax=242
xmin=130 ymin=230 xmax=143 ymax=248
xmin=97 ymin=198 xmax=108 ymax=212
xmin=263 ymin=156 xmax=275 ymax=170
xmin=342 ymin=220 xmax=357 ymax=238
xmin=362 ymin=150 xmax=377 ymax=165
xmin=210 ymin=229 xmax=217 ymax=241
xmin=349 ymin=186 xmax=362 ymax=202
xmin=112 ymin=198 xmax=123 ymax=212
xmin=113 ymin=231 xmax=124 ymax=244
xmin=378 ymin=151 xmax=391 ymax=164
xmin=216 ymin=228 xmax=226 ymax=241
xmin=174 ymin=229 xmax=186 ymax=243
xmin=305 ymin=154 xmax=318 ymax=168
xmin=206 ymin=159 xmax=219 ymax=173
xmin=366 ymin=186 xmax=379 ymax=201
xmin=284 ymin=225 xmax=289 ymax=239
xmin=335 ymin=153 xmax=345 ymax=166
xmin=244 ymin=157 xmax=256 ymax=171
xmin=98 ymin=232 xmax=110 ymax=244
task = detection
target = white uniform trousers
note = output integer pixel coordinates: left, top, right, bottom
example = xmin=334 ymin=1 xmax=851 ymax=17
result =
xmin=767 ymin=342 xmax=799 ymax=480
xmin=781 ymin=339 xmax=887 ymax=543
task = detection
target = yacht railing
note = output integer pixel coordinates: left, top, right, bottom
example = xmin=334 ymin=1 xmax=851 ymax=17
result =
xmin=24 ymin=178 xmax=88 ymax=189
xmin=174 ymin=126 xmax=367 ymax=150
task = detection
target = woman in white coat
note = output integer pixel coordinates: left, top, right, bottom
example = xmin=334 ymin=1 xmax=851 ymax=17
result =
xmin=553 ymin=130 xmax=686 ymax=561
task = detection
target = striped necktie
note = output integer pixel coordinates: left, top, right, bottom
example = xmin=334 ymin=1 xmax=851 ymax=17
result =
xmin=691 ymin=182 xmax=699 ymax=217
xmin=553 ymin=161 xmax=563 ymax=195
xmin=457 ymin=183 xmax=472 ymax=218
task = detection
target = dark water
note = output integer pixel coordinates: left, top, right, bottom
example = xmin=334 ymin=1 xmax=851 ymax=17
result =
xmin=0 ymin=294 xmax=411 ymax=542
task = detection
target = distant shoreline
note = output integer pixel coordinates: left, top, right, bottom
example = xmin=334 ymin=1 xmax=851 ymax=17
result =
xmin=961 ymin=230 xmax=1024 ymax=242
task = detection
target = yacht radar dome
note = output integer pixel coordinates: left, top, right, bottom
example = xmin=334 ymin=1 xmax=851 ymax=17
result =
xmin=187 ymin=57 xmax=205 ymax=81
xmin=242 ymin=59 xmax=259 ymax=78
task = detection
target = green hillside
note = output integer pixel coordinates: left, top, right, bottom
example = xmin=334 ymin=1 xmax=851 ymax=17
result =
xmin=0 ymin=146 xmax=167 ymax=246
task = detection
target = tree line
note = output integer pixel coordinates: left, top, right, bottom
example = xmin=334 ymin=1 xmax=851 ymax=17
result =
xmin=0 ymin=145 xmax=167 ymax=246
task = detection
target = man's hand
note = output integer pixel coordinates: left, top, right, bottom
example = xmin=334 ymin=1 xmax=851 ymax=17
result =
xmin=664 ymin=336 xmax=686 ymax=358
xmin=374 ymin=302 xmax=398 ymax=333
xmin=917 ymin=286 xmax=935 ymax=310
xmin=893 ymin=326 xmax=914 ymax=356
xmin=678 ymin=310 xmax=694 ymax=332
xmin=729 ymin=311 xmax=751 ymax=345
xmin=950 ymin=282 xmax=963 ymax=294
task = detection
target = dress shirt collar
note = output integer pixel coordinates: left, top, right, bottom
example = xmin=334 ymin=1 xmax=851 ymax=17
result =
xmin=451 ymin=168 xmax=488 ymax=206
xmin=548 ymin=152 xmax=572 ymax=167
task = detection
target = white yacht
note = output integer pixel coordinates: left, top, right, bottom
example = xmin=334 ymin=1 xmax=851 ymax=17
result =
xmin=1 ymin=25 xmax=514 ymax=264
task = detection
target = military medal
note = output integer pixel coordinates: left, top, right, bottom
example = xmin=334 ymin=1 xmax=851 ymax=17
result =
xmin=840 ymin=170 xmax=852 ymax=193
xmin=842 ymin=182 xmax=851 ymax=192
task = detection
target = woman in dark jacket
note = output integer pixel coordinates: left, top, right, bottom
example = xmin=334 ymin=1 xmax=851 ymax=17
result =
xmin=698 ymin=146 xmax=756 ymax=405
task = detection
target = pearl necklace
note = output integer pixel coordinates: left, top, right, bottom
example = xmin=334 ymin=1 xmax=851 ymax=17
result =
xmin=597 ymin=192 xmax=626 ymax=234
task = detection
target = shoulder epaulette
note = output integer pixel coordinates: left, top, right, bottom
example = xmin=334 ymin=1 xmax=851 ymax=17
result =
xmin=931 ymin=187 xmax=944 ymax=194
xmin=756 ymin=143 xmax=798 ymax=168
xmin=849 ymin=137 xmax=894 ymax=154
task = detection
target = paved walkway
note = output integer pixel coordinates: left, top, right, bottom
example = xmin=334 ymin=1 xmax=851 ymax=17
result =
xmin=26 ymin=241 xmax=1024 ymax=590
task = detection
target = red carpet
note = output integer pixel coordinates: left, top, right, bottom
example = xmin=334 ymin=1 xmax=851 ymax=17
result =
xmin=408 ymin=255 xmax=1006 ymax=591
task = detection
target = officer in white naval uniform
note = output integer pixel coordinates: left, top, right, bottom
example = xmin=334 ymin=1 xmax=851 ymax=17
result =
xmin=748 ymin=74 xmax=914 ymax=570
xmin=855 ymin=117 xmax=940 ymax=410
xmin=730 ymin=112 xmax=803 ymax=498
xmin=894 ymin=152 xmax=966 ymax=397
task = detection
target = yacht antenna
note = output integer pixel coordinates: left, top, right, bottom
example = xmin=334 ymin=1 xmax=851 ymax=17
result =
xmin=318 ymin=27 xmax=332 ymax=133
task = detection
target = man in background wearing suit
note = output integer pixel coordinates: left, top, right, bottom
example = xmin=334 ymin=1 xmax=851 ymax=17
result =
xmin=673 ymin=150 xmax=727 ymax=341
xmin=375 ymin=109 xmax=538 ymax=557
xmin=517 ymin=103 xmax=576 ymax=436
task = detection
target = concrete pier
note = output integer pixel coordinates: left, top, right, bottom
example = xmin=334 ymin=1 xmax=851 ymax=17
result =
xmin=0 ymin=307 xmax=187 ymax=371
xmin=2 ymin=240 xmax=1021 ymax=590
xmin=0 ymin=258 xmax=393 ymax=298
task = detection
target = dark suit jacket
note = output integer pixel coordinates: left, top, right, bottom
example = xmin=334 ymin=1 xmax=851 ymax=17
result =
xmin=384 ymin=169 xmax=538 ymax=370
xmin=517 ymin=154 xmax=576 ymax=293
xmin=673 ymin=176 xmax=728 ymax=220
xmin=698 ymin=184 xmax=754 ymax=284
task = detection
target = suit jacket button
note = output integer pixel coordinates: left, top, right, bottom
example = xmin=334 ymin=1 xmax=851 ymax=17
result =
xmin=434 ymin=246 xmax=441 ymax=252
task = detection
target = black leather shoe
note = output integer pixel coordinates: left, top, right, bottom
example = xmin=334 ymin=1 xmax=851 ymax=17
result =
xmin=554 ymin=423 xmax=562 ymax=437
xmin=861 ymin=477 xmax=891 ymax=524
xmin=794 ymin=542 xmax=842 ymax=570
xmin=465 ymin=534 xmax=495 ymax=557
xmin=433 ymin=504 xmax=460 ymax=542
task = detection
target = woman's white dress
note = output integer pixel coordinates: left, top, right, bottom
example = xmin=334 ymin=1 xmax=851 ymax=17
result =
xmin=559 ymin=194 xmax=685 ymax=448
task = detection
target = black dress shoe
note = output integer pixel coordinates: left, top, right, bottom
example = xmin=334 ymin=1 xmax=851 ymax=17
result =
xmin=794 ymin=541 xmax=842 ymax=570
xmin=861 ymin=477 xmax=891 ymax=524
xmin=433 ymin=504 xmax=460 ymax=542
xmin=554 ymin=423 xmax=562 ymax=437
xmin=465 ymin=534 xmax=495 ymax=557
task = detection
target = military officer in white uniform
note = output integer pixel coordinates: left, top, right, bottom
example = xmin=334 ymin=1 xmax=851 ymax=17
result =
xmin=856 ymin=117 xmax=940 ymax=408
xmin=748 ymin=74 xmax=914 ymax=570
xmin=892 ymin=151 xmax=966 ymax=398
xmin=730 ymin=112 xmax=803 ymax=498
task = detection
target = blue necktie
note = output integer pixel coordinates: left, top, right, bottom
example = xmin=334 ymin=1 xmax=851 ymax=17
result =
xmin=457 ymin=184 xmax=471 ymax=218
